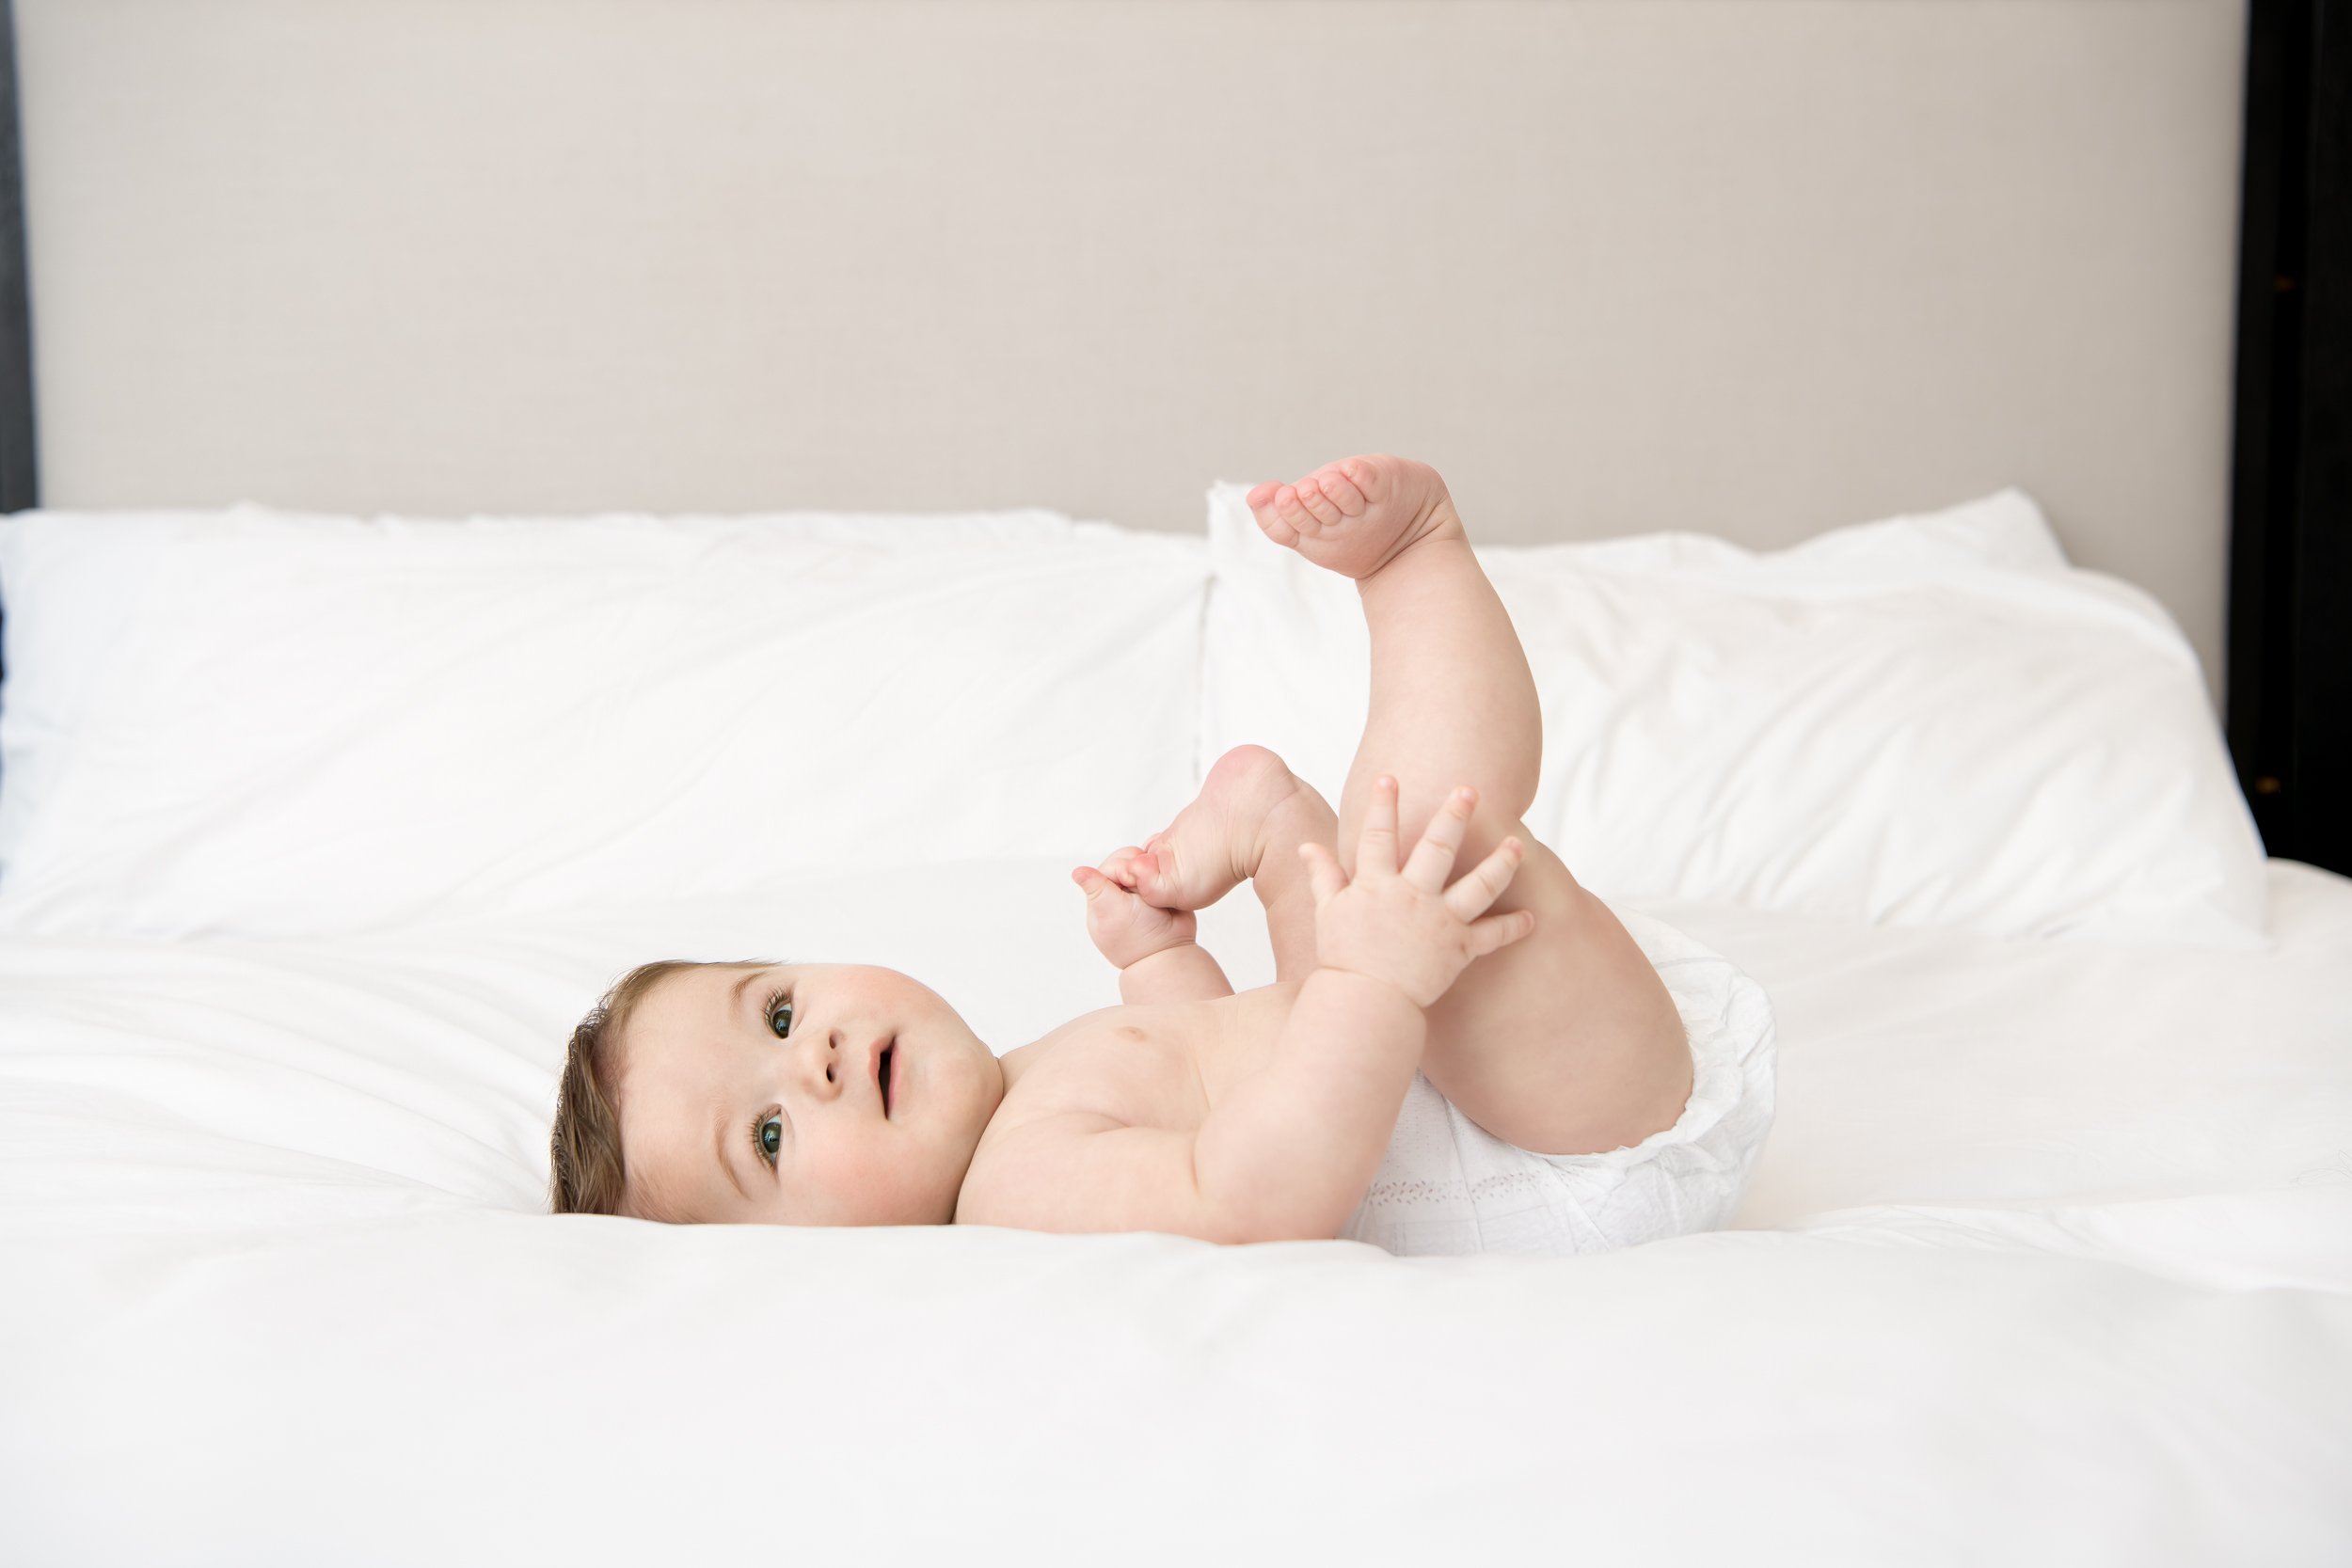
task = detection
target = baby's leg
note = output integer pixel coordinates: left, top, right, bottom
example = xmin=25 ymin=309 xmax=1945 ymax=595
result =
xmin=1125 ymin=744 xmax=1337 ymax=984
xmin=1248 ymin=456 xmax=1691 ymax=1156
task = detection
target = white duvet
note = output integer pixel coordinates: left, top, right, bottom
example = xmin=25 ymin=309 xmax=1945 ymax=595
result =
xmin=5 ymin=855 xmax=2349 ymax=1564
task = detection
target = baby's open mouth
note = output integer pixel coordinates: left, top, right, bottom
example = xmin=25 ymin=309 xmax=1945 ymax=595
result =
xmin=880 ymin=1041 xmax=896 ymax=1117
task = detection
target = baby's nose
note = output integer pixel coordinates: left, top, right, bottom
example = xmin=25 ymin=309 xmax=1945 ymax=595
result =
xmin=790 ymin=1029 xmax=846 ymax=1101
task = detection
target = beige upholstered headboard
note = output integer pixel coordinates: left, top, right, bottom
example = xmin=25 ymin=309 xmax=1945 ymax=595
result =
xmin=15 ymin=0 xmax=2249 ymax=703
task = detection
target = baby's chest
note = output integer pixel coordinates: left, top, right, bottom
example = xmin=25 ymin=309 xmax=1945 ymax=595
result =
xmin=989 ymin=986 xmax=1295 ymax=1141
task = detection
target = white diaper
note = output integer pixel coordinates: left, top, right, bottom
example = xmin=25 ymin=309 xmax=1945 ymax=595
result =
xmin=1340 ymin=908 xmax=1777 ymax=1258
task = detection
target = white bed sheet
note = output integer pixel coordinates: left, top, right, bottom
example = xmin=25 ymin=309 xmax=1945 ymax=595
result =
xmin=3 ymin=859 xmax=2349 ymax=1564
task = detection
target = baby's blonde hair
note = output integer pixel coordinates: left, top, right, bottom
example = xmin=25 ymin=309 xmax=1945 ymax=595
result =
xmin=548 ymin=958 xmax=718 ymax=1216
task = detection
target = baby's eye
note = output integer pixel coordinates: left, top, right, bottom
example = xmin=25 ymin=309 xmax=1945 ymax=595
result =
xmin=765 ymin=991 xmax=792 ymax=1038
xmin=756 ymin=1115 xmax=783 ymax=1164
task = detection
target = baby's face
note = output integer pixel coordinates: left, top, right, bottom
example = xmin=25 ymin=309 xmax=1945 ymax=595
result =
xmin=612 ymin=962 xmax=1006 ymax=1227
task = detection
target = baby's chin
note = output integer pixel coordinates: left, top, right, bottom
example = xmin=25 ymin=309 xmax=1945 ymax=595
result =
xmin=849 ymin=1170 xmax=962 ymax=1228
xmin=914 ymin=1035 xmax=1006 ymax=1205
xmin=920 ymin=1124 xmax=996 ymax=1224
xmin=860 ymin=1117 xmax=992 ymax=1227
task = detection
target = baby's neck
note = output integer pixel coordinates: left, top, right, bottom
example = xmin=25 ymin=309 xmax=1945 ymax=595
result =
xmin=989 ymin=1030 xmax=1057 ymax=1100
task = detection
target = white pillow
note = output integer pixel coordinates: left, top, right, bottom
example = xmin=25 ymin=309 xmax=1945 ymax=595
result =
xmin=1200 ymin=483 xmax=2270 ymax=948
xmin=0 ymin=503 xmax=1209 ymax=938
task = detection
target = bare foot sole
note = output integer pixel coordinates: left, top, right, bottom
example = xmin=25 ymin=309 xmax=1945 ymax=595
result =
xmin=1244 ymin=453 xmax=1464 ymax=580
xmin=1125 ymin=745 xmax=1310 ymax=911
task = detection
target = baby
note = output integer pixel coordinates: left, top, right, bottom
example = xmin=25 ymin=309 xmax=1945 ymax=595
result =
xmin=548 ymin=453 xmax=1775 ymax=1255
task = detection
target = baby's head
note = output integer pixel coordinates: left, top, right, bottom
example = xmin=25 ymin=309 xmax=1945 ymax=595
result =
xmin=548 ymin=960 xmax=1007 ymax=1226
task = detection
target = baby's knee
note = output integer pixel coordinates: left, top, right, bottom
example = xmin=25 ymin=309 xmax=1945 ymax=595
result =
xmin=1207 ymin=743 xmax=1295 ymax=798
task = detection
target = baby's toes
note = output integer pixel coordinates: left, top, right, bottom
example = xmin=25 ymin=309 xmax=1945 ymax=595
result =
xmin=1295 ymin=478 xmax=1346 ymax=528
xmin=1248 ymin=490 xmax=1300 ymax=547
xmin=1315 ymin=463 xmax=1372 ymax=515
xmin=1273 ymin=484 xmax=1323 ymax=536
xmin=1258 ymin=513 xmax=1300 ymax=548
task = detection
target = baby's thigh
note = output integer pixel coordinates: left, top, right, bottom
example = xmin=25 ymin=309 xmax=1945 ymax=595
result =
xmin=1419 ymin=832 xmax=1692 ymax=1157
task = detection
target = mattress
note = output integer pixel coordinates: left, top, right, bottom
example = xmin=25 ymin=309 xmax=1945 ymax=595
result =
xmin=4 ymin=854 xmax=2347 ymax=1564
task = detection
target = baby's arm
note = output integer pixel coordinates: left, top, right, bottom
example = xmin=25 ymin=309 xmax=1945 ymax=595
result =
xmin=1191 ymin=966 xmax=1424 ymax=1237
xmin=1115 ymin=941 xmax=1233 ymax=1006
xmin=1073 ymin=848 xmax=1235 ymax=1004
xmin=999 ymin=780 xmax=1532 ymax=1243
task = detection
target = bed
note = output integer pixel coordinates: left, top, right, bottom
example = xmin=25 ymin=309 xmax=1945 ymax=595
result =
xmin=2 ymin=2 xmax=2347 ymax=1563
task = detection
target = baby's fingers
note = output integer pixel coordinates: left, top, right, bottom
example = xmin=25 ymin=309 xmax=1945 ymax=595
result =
xmin=1353 ymin=775 xmax=1403 ymax=879
xmin=1295 ymin=840 xmax=1348 ymax=906
xmin=1442 ymin=834 xmax=1527 ymax=922
xmin=1401 ymin=784 xmax=1478 ymax=892
xmin=1466 ymin=907 xmax=1538 ymax=958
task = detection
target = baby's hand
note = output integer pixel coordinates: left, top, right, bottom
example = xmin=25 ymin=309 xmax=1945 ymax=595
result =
xmin=1073 ymin=847 xmax=1199 ymax=970
xmin=1295 ymin=777 xmax=1536 ymax=1009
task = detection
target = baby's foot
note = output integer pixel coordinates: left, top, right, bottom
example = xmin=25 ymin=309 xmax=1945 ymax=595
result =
xmin=1245 ymin=454 xmax=1465 ymax=580
xmin=1125 ymin=745 xmax=1305 ymax=911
